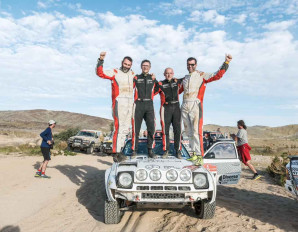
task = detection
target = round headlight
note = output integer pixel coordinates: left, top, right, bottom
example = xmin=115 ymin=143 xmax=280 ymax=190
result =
xmin=149 ymin=169 xmax=161 ymax=181
xmin=166 ymin=169 xmax=178 ymax=181
xmin=118 ymin=172 xmax=133 ymax=188
xmin=180 ymin=169 xmax=191 ymax=181
xmin=193 ymin=173 xmax=207 ymax=188
xmin=136 ymin=169 xmax=148 ymax=181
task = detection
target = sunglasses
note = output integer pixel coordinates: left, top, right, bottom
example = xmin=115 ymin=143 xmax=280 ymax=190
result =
xmin=187 ymin=64 xmax=196 ymax=66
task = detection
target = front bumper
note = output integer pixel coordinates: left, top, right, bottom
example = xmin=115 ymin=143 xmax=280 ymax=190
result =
xmin=115 ymin=190 xmax=210 ymax=203
xmin=68 ymin=142 xmax=91 ymax=149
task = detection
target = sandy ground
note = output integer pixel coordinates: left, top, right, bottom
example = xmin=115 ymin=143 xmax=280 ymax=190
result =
xmin=0 ymin=153 xmax=297 ymax=232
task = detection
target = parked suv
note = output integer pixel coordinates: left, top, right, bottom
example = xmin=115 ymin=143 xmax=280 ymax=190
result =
xmin=67 ymin=130 xmax=101 ymax=154
xmin=285 ymin=156 xmax=298 ymax=197
xmin=104 ymin=137 xmax=241 ymax=224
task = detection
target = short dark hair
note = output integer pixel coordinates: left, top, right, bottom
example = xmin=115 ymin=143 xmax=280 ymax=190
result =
xmin=187 ymin=57 xmax=197 ymax=64
xmin=141 ymin=59 xmax=151 ymax=66
xmin=122 ymin=56 xmax=133 ymax=63
xmin=237 ymin=120 xmax=247 ymax=130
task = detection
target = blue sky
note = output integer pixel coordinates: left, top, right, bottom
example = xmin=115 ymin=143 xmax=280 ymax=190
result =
xmin=0 ymin=0 xmax=298 ymax=127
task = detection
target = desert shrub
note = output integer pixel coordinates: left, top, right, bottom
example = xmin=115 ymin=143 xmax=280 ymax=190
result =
xmin=54 ymin=127 xmax=80 ymax=141
xmin=56 ymin=141 xmax=68 ymax=150
xmin=266 ymin=154 xmax=289 ymax=186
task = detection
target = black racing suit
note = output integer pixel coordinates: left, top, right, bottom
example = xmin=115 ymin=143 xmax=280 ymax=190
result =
xmin=131 ymin=73 xmax=159 ymax=152
xmin=157 ymin=79 xmax=182 ymax=153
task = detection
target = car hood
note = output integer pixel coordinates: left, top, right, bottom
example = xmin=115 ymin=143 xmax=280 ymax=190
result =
xmin=69 ymin=136 xmax=94 ymax=141
xmin=119 ymin=156 xmax=196 ymax=171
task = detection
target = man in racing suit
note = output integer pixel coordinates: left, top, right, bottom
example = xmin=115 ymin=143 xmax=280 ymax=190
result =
xmin=157 ymin=68 xmax=183 ymax=159
xmin=131 ymin=60 xmax=159 ymax=158
xmin=96 ymin=52 xmax=134 ymax=161
xmin=180 ymin=54 xmax=232 ymax=158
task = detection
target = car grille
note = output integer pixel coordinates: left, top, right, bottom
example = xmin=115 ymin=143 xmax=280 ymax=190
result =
xmin=178 ymin=186 xmax=191 ymax=191
xmin=165 ymin=186 xmax=177 ymax=191
xmin=142 ymin=193 xmax=185 ymax=199
xmin=151 ymin=186 xmax=163 ymax=190
xmin=137 ymin=186 xmax=149 ymax=190
xmin=136 ymin=186 xmax=192 ymax=191
xmin=74 ymin=139 xmax=82 ymax=143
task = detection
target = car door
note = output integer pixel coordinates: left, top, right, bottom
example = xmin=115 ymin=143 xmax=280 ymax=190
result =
xmin=203 ymin=141 xmax=241 ymax=185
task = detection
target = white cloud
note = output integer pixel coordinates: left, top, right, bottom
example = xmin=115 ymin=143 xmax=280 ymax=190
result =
xmin=173 ymin=0 xmax=246 ymax=11
xmin=37 ymin=1 xmax=47 ymax=9
xmin=189 ymin=10 xmax=225 ymax=25
xmin=233 ymin=14 xmax=247 ymax=24
xmin=263 ymin=20 xmax=295 ymax=30
xmin=158 ymin=2 xmax=184 ymax=16
xmin=0 ymin=11 xmax=297 ymax=125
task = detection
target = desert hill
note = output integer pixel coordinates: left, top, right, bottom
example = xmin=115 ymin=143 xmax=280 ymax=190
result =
xmin=0 ymin=109 xmax=113 ymax=134
xmin=204 ymin=124 xmax=298 ymax=139
xmin=0 ymin=109 xmax=297 ymax=142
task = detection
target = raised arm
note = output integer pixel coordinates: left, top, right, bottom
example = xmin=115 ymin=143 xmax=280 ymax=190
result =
xmin=95 ymin=52 xmax=115 ymax=80
xmin=153 ymin=79 xmax=160 ymax=96
xmin=204 ymin=54 xmax=232 ymax=83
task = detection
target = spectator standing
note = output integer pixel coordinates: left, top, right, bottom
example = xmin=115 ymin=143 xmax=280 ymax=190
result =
xmin=35 ymin=120 xmax=56 ymax=178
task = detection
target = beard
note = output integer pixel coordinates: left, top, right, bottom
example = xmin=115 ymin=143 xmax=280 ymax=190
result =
xmin=121 ymin=66 xmax=130 ymax=73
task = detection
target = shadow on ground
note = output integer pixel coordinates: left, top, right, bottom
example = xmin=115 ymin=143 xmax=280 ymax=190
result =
xmin=32 ymin=161 xmax=41 ymax=170
xmin=54 ymin=164 xmax=107 ymax=222
xmin=97 ymin=158 xmax=113 ymax=166
xmin=217 ymin=185 xmax=298 ymax=231
xmin=0 ymin=226 xmax=20 ymax=232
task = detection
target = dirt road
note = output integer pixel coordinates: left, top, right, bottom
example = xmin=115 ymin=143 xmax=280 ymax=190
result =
xmin=0 ymin=153 xmax=297 ymax=232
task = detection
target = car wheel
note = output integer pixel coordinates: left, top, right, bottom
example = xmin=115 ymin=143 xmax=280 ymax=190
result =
xmin=194 ymin=200 xmax=216 ymax=219
xmin=67 ymin=145 xmax=73 ymax=151
xmin=104 ymin=199 xmax=121 ymax=224
xmin=86 ymin=144 xmax=94 ymax=154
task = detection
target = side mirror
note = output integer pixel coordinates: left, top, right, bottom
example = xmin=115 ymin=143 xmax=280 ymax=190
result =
xmin=204 ymin=152 xmax=215 ymax=159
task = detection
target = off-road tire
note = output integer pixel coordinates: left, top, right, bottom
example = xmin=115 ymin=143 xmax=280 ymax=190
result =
xmin=67 ymin=145 xmax=73 ymax=151
xmin=86 ymin=144 xmax=94 ymax=154
xmin=194 ymin=200 xmax=216 ymax=219
xmin=104 ymin=200 xmax=121 ymax=224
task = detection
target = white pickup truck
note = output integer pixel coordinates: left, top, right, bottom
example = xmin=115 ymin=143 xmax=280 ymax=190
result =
xmin=104 ymin=137 xmax=241 ymax=224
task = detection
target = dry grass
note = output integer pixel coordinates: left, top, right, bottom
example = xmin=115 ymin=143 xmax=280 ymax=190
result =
xmin=0 ymin=141 xmax=76 ymax=156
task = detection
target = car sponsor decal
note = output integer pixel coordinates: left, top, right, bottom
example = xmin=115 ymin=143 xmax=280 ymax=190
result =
xmin=203 ymin=164 xmax=217 ymax=172
xmin=183 ymin=165 xmax=199 ymax=171
xmin=145 ymin=165 xmax=160 ymax=170
xmin=218 ymin=173 xmax=240 ymax=184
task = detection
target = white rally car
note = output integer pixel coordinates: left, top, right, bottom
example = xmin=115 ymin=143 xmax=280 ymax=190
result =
xmin=285 ymin=156 xmax=298 ymax=197
xmin=104 ymin=137 xmax=241 ymax=224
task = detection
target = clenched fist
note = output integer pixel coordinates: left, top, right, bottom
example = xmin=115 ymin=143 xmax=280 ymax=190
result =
xmin=151 ymin=73 xmax=156 ymax=80
xmin=225 ymin=54 xmax=232 ymax=62
xmin=100 ymin=52 xmax=107 ymax=60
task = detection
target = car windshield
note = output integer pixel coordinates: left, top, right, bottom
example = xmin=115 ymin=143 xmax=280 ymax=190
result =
xmin=76 ymin=131 xmax=95 ymax=137
xmin=122 ymin=139 xmax=190 ymax=159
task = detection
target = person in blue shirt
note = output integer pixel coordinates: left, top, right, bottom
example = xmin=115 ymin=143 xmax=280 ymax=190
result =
xmin=35 ymin=120 xmax=56 ymax=178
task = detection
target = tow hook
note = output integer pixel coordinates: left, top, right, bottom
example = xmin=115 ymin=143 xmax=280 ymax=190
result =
xmin=188 ymin=196 xmax=194 ymax=201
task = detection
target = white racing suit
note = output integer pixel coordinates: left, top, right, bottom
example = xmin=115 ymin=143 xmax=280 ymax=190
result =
xmin=180 ymin=62 xmax=229 ymax=156
xmin=96 ymin=59 xmax=134 ymax=153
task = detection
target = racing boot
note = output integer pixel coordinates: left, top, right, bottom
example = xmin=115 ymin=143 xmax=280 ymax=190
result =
xmin=131 ymin=150 xmax=137 ymax=159
xmin=148 ymin=148 xmax=157 ymax=159
xmin=162 ymin=150 xmax=169 ymax=159
xmin=176 ymin=150 xmax=182 ymax=159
